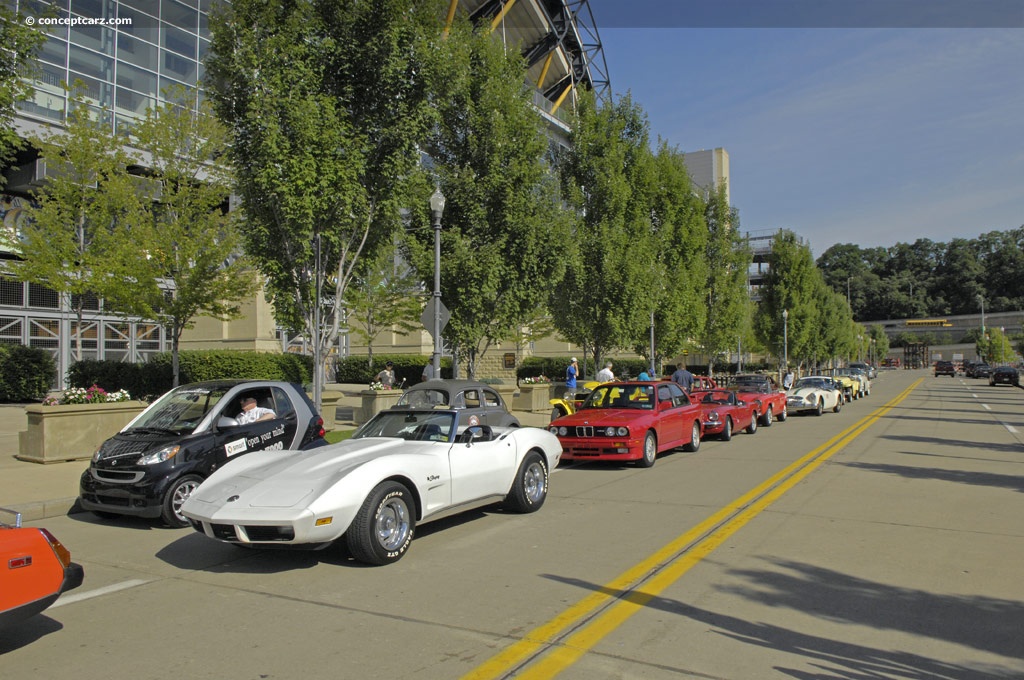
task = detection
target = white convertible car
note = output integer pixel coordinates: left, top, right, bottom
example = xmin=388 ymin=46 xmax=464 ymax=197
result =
xmin=786 ymin=376 xmax=845 ymax=415
xmin=180 ymin=408 xmax=561 ymax=565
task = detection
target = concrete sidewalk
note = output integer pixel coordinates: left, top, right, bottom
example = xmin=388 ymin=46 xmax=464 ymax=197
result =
xmin=0 ymin=384 xmax=551 ymax=523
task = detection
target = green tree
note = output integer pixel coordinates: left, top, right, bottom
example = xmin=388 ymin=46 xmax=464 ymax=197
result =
xmin=754 ymin=231 xmax=819 ymax=370
xmin=406 ymin=18 xmax=570 ymax=378
xmin=552 ymin=91 xmax=660 ymax=369
xmin=868 ymin=324 xmax=890 ymax=365
xmin=696 ymin=183 xmax=750 ymax=378
xmin=634 ymin=141 xmax=708 ymax=372
xmin=16 ymin=92 xmax=145 ymax=361
xmin=206 ymin=0 xmax=441 ymax=407
xmin=117 ymin=88 xmax=257 ymax=387
xmin=346 ymin=241 xmax=423 ymax=369
xmin=978 ymin=327 xmax=1015 ymax=364
xmin=0 ymin=4 xmax=47 ymax=190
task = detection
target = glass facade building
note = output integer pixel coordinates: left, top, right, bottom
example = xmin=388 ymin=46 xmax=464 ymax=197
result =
xmin=16 ymin=0 xmax=212 ymax=133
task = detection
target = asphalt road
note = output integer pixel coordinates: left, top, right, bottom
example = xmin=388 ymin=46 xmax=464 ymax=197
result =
xmin=3 ymin=370 xmax=1023 ymax=679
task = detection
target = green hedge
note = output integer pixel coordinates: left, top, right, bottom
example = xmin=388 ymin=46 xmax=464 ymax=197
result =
xmin=69 ymin=350 xmax=314 ymax=399
xmin=333 ymin=355 xmax=451 ymax=385
xmin=0 ymin=345 xmax=56 ymax=402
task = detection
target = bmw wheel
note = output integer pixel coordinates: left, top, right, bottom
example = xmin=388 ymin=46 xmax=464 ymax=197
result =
xmin=347 ymin=481 xmax=415 ymax=565
xmin=161 ymin=474 xmax=202 ymax=528
xmin=505 ymin=452 xmax=549 ymax=511
xmin=683 ymin=421 xmax=701 ymax=452
xmin=638 ymin=431 xmax=658 ymax=467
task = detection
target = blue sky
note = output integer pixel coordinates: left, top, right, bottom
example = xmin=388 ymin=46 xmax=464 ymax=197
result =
xmin=586 ymin=3 xmax=1024 ymax=255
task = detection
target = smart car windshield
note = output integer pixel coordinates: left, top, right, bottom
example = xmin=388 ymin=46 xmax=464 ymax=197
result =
xmin=130 ymin=386 xmax=230 ymax=433
xmin=353 ymin=411 xmax=456 ymax=442
xmin=581 ymin=384 xmax=655 ymax=410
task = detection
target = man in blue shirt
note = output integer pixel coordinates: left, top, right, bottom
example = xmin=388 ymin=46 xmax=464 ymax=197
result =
xmin=565 ymin=357 xmax=578 ymax=398
xmin=671 ymin=364 xmax=694 ymax=392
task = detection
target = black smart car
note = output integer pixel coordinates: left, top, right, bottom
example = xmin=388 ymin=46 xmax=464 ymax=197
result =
xmin=80 ymin=380 xmax=326 ymax=527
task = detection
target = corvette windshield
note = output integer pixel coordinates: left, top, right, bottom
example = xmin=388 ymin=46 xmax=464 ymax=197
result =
xmin=581 ymin=384 xmax=654 ymax=410
xmin=353 ymin=411 xmax=456 ymax=442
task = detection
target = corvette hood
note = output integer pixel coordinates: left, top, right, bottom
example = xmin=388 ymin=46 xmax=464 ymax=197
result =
xmin=187 ymin=438 xmax=421 ymax=510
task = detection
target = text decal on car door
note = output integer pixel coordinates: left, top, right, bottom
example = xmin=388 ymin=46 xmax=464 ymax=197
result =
xmin=225 ymin=438 xmax=247 ymax=457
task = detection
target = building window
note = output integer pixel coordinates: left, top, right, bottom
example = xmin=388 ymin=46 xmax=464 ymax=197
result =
xmin=28 ymin=284 xmax=60 ymax=310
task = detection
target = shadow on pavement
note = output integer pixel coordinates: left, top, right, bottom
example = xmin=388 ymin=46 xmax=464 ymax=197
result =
xmin=841 ymin=461 xmax=1024 ymax=493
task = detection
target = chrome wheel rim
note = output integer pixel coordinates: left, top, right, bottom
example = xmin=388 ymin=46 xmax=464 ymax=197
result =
xmin=691 ymin=423 xmax=700 ymax=448
xmin=523 ymin=461 xmax=546 ymax=502
xmin=172 ymin=480 xmax=199 ymax=521
xmin=644 ymin=434 xmax=656 ymax=462
xmin=375 ymin=497 xmax=411 ymax=551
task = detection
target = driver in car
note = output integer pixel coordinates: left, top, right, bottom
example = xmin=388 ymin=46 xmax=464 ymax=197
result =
xmin=237 ymin=396 xmax=276 ymax=424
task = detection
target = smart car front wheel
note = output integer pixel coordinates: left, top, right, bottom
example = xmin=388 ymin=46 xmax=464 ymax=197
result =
xmin=162 ymin=474 xmax=202 ymax=528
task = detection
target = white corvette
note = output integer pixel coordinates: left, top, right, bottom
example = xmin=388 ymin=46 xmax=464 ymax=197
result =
xmin=181 ymin=408 xmax=561 ymax=565
xmin=786 ymin=376 xmax=845 ymax=415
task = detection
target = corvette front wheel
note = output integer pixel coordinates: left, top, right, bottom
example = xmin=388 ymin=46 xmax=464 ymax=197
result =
xmin=505 ymin=451 xmax=548 ymax=512
xmin=348 ymin=481 xmax=415 ymax=565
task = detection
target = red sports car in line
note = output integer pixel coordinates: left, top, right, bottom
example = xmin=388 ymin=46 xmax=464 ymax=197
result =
xmin=549 ymin=381 xmax=703 ymax=467
xmin=726 ymin=374 xmax=788 ymax=426
xmin=691 ymin=389 xmax=760 ymax=441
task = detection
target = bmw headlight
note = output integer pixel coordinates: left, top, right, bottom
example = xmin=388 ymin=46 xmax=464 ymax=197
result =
xmin=616 ymin=426 xmax=628 ymax=437
xmin=136 ymin=444 xmax=181 ymax=465
xmin=556 ymin=426 xmax=568 ymax=436
xmin=603 ymin=426 xmax=617 ymax=437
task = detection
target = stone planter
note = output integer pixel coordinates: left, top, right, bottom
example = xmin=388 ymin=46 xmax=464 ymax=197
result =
xmin=309 ymin=390 xmax=343 ymax=431
xmin=513 ymin=384 xmax=554 ymax=413
xmin=358 ymin=389 xmax=403 ymax=423
xmin=18 ymin=401 xmax=148 ymax=464
xmin=494 ymin=385 xmax=518 ymax=410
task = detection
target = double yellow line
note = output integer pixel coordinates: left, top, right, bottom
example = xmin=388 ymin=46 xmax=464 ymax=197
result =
xmin=464 ymin=378 xmax=923 ymax=679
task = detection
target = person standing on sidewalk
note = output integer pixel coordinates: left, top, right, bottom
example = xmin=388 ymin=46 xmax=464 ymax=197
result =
xmin=565 ymin=357 xmax=579 ymax=399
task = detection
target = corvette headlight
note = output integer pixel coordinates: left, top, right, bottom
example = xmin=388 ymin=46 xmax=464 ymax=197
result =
xmin=137 ymin=444 xmax=181 ymax=465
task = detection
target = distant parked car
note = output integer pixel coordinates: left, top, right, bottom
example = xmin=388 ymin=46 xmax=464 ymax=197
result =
xmin=989 ymin=366 xmax=1019 ymax=387
xmin=972 ymin=363 xmax=992 ymax=378
xmin=395 ymin=379 xmax=519 ymax=428
xmin=850 ymin=362 xmax=877 ymax=379
xmin=690 ymin=388 xmax=759 ymax=440
xmin=934 ymin=361 xmax=956 ymax=377
xmin=727 ymin=374 xmax=788 ymax=425
xmin=80 ymin=380 xmax=327 ymax=527
xmin=786 ymin=376 xmax=844 ymax=415
xmin=1 ymin=508 xmax=83 ymax=628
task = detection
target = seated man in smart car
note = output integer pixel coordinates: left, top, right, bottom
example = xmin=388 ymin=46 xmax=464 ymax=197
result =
xmin=237 ymin=396 xmax=276 ymax=424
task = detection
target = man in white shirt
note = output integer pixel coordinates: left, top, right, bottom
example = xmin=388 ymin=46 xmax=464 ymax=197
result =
xmin=596 ymin=362 xmax=614 ymax=383
xmin=237 ymin=396 xmax=275 ymax=424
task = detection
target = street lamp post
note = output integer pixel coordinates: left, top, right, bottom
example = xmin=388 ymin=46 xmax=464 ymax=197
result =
xmin=978 ymin=294 xmax=986 ymax=336
xmin=430 ymin=188 xmax=446 ymax=380
xmin=782 ymin=308 xmax=789 ymax=370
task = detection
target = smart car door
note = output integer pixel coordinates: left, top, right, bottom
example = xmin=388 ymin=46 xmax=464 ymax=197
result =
xmin=211 ymin=388 xmax=295 ymax=472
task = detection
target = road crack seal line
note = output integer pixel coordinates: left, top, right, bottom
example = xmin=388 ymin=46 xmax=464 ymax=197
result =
xmin=463 ymin=378 xmax=924 ymax=680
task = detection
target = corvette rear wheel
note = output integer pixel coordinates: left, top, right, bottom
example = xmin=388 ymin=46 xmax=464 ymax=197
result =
xmin=161 ymin=474 xmax=201 ymax=528
xmin=348 ymin=481 xmax=415 ymax=565
xmin=720 ymin=417 xmax=732 ymax=442
xmin=505 ymin=451 xmax=548 ymax=511
xmin=683 ymin=421 xmax=701 ymax=452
